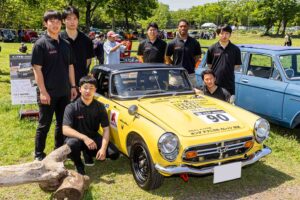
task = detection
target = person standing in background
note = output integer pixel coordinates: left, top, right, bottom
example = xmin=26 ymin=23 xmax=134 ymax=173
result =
xmin=137 ymin=22 xmax=167 ymax=63
xmin=61 ymin=6 xmax=94 ymax=87
xmin=93 ymin=33 xmax=105 ymax=64
xmin=104 ymin=31 xmax=127 ymax=64
xmin=165 ymin=19 xmax=201 ymax=87
xmin=206 ymin=25 xmax=241 ymax=96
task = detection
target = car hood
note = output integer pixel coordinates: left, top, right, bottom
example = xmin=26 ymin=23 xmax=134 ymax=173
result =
xmin=135 ymin=95 xmax=252 ymax=137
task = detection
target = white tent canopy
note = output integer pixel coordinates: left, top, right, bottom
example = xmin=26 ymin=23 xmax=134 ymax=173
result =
xmin=201 ymin=22 xmax=217 ymax=28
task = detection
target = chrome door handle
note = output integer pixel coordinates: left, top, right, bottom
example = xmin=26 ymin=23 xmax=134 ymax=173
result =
xmin=241 ymin=79 xmax=248 ymax=83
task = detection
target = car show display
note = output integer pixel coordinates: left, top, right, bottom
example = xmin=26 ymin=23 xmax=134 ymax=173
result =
xmin=9 ymin=54 xmax=36 ymax=105
xmin=91 ymin=63 xmax=271 ymax=190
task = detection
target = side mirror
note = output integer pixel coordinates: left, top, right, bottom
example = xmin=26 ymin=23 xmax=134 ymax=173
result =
xmin=285 ymin=69 xmax=294 ymax=78
xmin=128 ymin=105 xmax=138 ymax=116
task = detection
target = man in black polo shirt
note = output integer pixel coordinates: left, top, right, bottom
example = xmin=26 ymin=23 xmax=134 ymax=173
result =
xmin=201 ymin=69 xmax=231 ymax=102
xmin=165 ymin=19 xmax=201 ymax=86
xmin=137 ymin=22 xmax=166 ymax=63
xmin=61 ymin=6 xmax=94 ymax=86
xmin=31 ymin=10 xmax=77 ymax=161
xmin=207 ymin=25 xmax=241 ymax=95
xmin=63 ymin=76 xmax=119 ymax=175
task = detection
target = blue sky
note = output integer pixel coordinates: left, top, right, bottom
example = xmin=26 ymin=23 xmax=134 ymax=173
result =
xmin=158 ymin=0 xmax=218 ymax=11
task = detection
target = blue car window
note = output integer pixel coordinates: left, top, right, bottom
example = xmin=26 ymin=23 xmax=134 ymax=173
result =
xmin=247 ymin=54 xmax=273 ymax=79
xmin=279 ymin=54 xmax=300 ymax=79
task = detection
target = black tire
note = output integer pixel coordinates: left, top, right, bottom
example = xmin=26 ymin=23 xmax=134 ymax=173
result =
xmin=129 ymin=138 xmax=164 ymax=190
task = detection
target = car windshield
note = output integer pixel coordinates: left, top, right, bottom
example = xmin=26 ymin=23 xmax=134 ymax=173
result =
xmin=279 ymin=54 xmax=300 ymax=79
xmin=20 ymin=63 xmax=31 ymax=68
xmin=111 ymin=69 xmax=193 ymax=98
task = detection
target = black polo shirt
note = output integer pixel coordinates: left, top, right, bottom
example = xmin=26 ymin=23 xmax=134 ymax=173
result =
xmin=166 ymin=36 xmax=201 ymax=74
xmin=203 ymin=86 xmax=231 ymax=102
xmin=61 ymin=31 xmax=94 ymax=86
xmin=137 ymin=38 xmax=167 ymax=63
xmin=31 ymin=34 xmax=75 ymax=97
xmin=207 ymin=41 xmax=241 ymax=95
xmin=63 ymin=98 xmax=109 ymax=138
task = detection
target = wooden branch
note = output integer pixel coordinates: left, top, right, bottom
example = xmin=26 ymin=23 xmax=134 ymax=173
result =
xmin=53 ymin=170 xmax=90 ymax=200
xmin=0 ymin=145 xmax=71 ymax=189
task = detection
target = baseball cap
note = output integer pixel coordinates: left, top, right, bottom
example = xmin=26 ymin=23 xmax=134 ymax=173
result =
xmin=107 ymin=31 xmax=117 ymax=37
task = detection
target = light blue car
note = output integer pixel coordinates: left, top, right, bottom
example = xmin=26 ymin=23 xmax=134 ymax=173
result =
xmin=196 ymin=44 xmax=300 ymax=129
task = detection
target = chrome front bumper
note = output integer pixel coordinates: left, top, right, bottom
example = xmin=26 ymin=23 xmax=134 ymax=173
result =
xmin=155 ymin=146 xmax=271 ymax=175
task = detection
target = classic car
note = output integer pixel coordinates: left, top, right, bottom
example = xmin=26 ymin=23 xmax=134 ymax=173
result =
xmin=0 ymin=29 xmax=15 ymax=42
xmin=189 ymin=31 xmax=200 ymax=39
xmin=17 ymin=62 xmax=34 ymax=78
xmin=196 ymin=44 xmax=300 ymax=129
xmin=92 ymin=63 xmax=271 ymax=190
xmin=22 ymin=30 xmax=38 ymax=43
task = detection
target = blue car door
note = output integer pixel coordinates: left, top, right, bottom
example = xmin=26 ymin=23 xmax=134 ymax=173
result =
xmin=235 ymin=53 xmax=288 ymax=121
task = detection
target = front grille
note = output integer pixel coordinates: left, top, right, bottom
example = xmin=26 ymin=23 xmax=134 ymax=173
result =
xmin=183 ymin=136 xmax=253 ymax=163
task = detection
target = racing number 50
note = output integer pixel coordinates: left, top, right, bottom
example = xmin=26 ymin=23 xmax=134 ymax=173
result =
xmin=206 ymin=114 xmax=229 ymax=123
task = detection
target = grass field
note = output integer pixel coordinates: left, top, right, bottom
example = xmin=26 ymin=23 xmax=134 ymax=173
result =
xmin=0 ymin=34 xmax=300 ymax=199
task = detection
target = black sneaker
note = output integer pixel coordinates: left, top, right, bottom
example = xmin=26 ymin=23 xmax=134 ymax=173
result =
xmin=34 ymin=152 xmax=46 ymax=161
xmin=76 ymin=165 xmax=86 ymax=175
xmin=83 ymin=152 xmax=95 ymax=167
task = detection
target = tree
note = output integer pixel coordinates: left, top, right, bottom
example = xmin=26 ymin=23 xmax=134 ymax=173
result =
xmin=252 ymin=0 xmax=277 ymax=35
xmin=273 ymin=0 xmax=298 ymax=36
xmin=106 ymin=0 xmax=158 ymax=31
xmin=139 ymin=3 xmax=170 ymax=29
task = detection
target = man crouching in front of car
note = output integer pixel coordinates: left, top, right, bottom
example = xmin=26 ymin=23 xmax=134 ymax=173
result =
xmin=63 ymin=75 xmax=119 ymax=175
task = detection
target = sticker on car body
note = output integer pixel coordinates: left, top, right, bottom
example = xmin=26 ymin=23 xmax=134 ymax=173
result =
xmin=110 ymin=110 xmax=119 ymax=129
xmin=193 ymin=110 xmax=236 ymax=124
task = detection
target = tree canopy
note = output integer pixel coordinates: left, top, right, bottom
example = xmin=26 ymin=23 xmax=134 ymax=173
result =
xmin=0 ymin=0 xmax=299 ymax=35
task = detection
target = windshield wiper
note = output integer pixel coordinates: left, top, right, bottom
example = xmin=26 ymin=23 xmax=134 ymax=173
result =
xmin=137 ymin=90 xmax=167 ymax=101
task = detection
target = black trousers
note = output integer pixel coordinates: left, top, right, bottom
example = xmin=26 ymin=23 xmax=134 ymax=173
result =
xmin=35 ymin=95 xmax=70 ymax=157
xmin=65 ymin=134 xmax=120 ymax=168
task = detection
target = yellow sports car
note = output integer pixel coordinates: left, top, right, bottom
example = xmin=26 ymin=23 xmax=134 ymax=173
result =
xmin=91 ymin=63 xmax=271 ymax=190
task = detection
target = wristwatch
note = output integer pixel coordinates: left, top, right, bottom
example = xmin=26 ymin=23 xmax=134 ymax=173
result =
xmin=71 ymin=85 xmax=77 ymax=88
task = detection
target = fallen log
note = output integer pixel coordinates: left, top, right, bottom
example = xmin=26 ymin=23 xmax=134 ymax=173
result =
xmin=53 ymin=170 xmax=90 ymax=200
xmin=0 ymin=145 xmax=71 ymax=188
xmin=0 ymin=145 xmax=90 ymax=199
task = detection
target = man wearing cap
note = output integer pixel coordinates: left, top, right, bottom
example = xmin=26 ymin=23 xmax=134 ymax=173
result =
xmin=104 ymin=31 xmax=127 ymax=64
xmin=61 ymin=6 xmax=94 ymax=87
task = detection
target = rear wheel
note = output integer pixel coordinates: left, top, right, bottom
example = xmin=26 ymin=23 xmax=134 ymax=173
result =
xmin=129 ymin=138 xmax=164 ymax=190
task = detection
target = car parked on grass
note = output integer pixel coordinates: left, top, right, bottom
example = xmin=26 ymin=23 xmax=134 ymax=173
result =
xmin=22 ymin=30 xmax=38 ymax=43
xmin=189 ymin=31 xmax=199 ymax=39
xmin=0 ymin=29 xmax=16 ymax=42
xmin=91 ymin=63 xmax=271 ymax=190
xmin=196 ymin=44 xmax=300 ymax=129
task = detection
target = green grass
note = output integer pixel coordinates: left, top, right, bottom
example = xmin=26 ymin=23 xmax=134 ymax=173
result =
xmin=0 ymin=35 xmax=300 ymax=199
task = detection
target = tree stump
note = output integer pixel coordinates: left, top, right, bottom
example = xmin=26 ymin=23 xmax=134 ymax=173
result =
xmin=0 ymin=145 xmax=90 ymax=199
xmin=53 ymin=170 xmax=90 ymax=200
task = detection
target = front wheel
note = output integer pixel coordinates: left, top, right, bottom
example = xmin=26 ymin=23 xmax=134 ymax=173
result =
xmin=129 ymin=138 xmax=164 ymax=190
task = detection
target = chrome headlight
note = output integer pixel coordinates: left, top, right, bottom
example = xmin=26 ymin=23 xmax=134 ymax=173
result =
xmin=254 ymin=118 xmax=270 ymax=143
xmin=158 ymin=132 xmax=179 ymax=162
